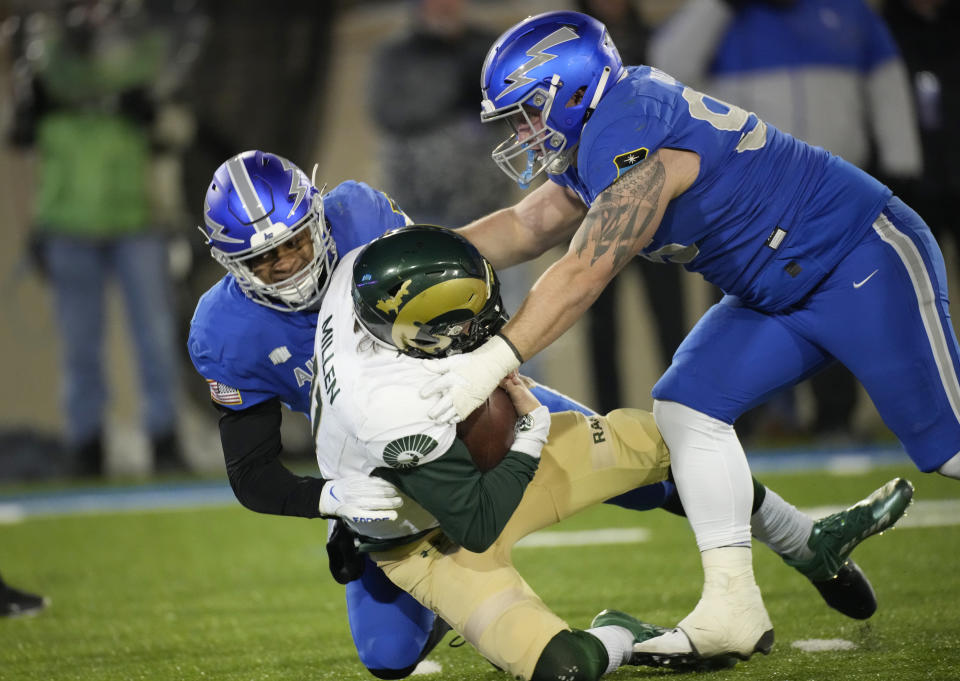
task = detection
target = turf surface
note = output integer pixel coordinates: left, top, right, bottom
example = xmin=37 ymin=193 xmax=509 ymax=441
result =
xmin=2 ymin=463 xmax=957 ymax=681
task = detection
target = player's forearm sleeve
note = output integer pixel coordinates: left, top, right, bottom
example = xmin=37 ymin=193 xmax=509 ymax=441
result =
xmin=376 ymin=439 xmax=539 ymax=553
xmin=218 ymin=398 xmax=326 ymax=518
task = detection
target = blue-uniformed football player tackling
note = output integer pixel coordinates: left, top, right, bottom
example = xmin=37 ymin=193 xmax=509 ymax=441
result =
xmin=188 ymin=151 xmax=910 ymax=676
xmin=419 ymin=9 xmax=954 ymax=667
xmin=188 ymin=151 xmax=441 ymax=678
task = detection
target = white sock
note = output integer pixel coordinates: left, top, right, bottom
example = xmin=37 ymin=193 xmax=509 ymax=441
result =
xmin=585 ymin=625 xmax=634 ymax=674
xmin=653 ymin=400 xmax=753 ymax=550
xmin=751 ymin=488 xmax=815 ymax=561
xmin=938 ymin=451 xmax=960 ymax=479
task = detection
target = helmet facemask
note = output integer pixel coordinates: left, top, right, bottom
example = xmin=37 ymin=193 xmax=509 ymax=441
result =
xmin=482 ymin=76 xmax=571 ymax=188
xmin=390 ymin=260 xmax=508 ymax=359
xmin=210 ymin=192 xmax=338 ymax=312
xmin=482 ymin=66 xmax=615 ymax=188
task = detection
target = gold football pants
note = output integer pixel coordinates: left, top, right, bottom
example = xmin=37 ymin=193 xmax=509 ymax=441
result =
xmin=371 ymin=408 xmax=671 ymax=680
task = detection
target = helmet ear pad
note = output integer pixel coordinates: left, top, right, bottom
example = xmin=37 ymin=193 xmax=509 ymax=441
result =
xmin=352 ymin=225 xmax=508 ymax=358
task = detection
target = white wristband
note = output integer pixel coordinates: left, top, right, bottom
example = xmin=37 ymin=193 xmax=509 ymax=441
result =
xmin=510 ymin=405 xmax=551 ymax=459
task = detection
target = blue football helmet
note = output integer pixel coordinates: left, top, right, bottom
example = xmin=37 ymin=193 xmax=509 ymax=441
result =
xmin=200 ymin=150 xmax=337 ymax=311
xmin=480 ymin=11 xmax=624 ymax=187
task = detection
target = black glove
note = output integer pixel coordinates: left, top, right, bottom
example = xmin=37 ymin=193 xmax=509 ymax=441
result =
xmin=326 ymin=519 xmax=365 ymax=585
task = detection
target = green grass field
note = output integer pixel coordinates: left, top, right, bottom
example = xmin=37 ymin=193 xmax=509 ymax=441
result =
xmin=2 ymin=464 xmax=958 ymax=681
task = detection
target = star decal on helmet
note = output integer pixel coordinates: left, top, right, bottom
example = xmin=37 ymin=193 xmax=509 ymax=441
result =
xmin=376 ymin=279 xmax=412 ymax=316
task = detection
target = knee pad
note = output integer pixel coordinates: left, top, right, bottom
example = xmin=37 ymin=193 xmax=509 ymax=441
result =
xmin=653 ymin=399 xmax=735 ymax=443
xmin=531 ymin=630 xmax=607 ymax=681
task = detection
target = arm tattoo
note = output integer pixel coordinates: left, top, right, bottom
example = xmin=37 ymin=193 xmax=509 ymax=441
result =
xmin=573 ymin=154 xmax=667 ymax=270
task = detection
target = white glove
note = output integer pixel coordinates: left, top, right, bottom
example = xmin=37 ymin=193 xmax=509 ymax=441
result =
xmin=510 ymin=405 xmax=551 ymax=459
xmin=420 ymin=334 xmax=522 ymax=424
xmin=319 ymin=475 xmax=402 ymax=523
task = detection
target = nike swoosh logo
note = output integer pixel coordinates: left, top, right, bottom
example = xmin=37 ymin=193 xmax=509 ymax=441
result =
xmin=853 ymin=270 xmax=879 ymax=289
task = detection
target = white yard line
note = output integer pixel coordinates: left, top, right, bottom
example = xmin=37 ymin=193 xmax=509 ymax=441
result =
xmin=1 ymin=485 xmax=957 ymax=540
xmin=510 ymin=500 xmax=959 ymax=549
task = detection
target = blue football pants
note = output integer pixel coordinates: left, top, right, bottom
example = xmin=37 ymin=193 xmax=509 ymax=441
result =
xmin=654 ymin=197 xmax=960 ymax=472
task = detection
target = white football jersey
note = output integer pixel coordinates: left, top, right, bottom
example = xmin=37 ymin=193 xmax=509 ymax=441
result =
xmin=311 ymin=247 xmax=458 ymax=540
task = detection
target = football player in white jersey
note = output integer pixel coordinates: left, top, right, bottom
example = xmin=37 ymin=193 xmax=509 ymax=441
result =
xmin=313 ymin=224 xmax=689 ymax=680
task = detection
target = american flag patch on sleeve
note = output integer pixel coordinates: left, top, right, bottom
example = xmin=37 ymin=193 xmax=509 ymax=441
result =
xmin=207 ymin=379 xmax=243 ymax=405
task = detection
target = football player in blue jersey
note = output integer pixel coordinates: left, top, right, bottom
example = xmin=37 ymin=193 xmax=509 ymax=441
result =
xmin=188 ymin=150 xmax=450 ymax=678
xmin=188 ymin=150 xmax=909 ymax=676
xmin=419 ymin=9 xmax=950 ymax=666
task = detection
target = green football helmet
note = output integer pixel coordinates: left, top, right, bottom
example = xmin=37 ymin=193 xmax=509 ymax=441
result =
xmin=352 ymin=225 xmax=507 ymax=358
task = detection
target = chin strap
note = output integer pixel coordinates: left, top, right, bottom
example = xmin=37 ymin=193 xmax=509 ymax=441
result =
xmin=588 ymin=66 xmax=612 ymax=114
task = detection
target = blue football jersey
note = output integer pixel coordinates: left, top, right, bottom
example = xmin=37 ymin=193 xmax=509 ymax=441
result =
xmin=188 ymin=181 xmax=410 ymax=414
xmin=550 ymin=66 xmax=891 ymax=311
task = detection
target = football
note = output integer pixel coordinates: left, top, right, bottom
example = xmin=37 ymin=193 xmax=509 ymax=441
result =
xmin=456 ymin=387 xmax=517 ymax=471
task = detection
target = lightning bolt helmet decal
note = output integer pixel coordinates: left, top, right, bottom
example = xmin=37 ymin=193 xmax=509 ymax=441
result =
xmin=493 ymin=26 xmax=578 ymax=101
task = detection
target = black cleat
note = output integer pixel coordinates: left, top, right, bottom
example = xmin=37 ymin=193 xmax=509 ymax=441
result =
xmin=811 ymin=559 xmax=877 ymax=620
xmin=0 ymin=584 xmax=49 ymax=617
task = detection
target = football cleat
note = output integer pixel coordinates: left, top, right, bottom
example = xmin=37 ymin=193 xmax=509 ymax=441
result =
xmin=591 ymin=608 xmax=670 ymax=642
xmin=634 ymin=546 xmax=774 ymax=662
xmin=786 ymin=477 xmax=914 ymax=584
xmin=592 ymin=609 xmax=739 ymax=671
xmin=809 ymin=559 xmax=877 ymax=620
xmin=0 ymin=583 xmax=49 ymax=617
xmin=674 ymin=585 xmax=774 ymax=661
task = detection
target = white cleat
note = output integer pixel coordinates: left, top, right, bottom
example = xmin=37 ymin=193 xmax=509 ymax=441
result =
xmin=674 ymin=581 xmax=774 ymax=658
xmin=630 ymin=628 xmax=740 ymax=671
xmin=634 ymin=546 xmax=774 ymax=664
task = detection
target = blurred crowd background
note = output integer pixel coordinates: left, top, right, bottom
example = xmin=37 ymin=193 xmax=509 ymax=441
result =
xmin=0 ymin=0 xmax=955 ymax=481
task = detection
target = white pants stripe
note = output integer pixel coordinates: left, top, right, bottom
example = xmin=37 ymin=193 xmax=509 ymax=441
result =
xmin=873 ymin=213 xmax=960 ymax=425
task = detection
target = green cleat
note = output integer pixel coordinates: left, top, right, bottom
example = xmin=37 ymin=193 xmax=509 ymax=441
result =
xmin=591 ymin=608 xmax=670 ymax=643
xmin=786 ymin=477 xmax=914 ymax=583
xmin=591 ymin=609 xmax=739 ymax=672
